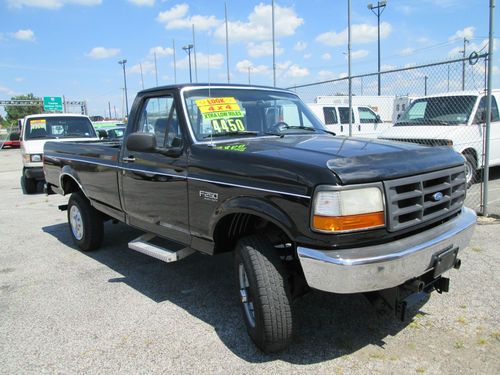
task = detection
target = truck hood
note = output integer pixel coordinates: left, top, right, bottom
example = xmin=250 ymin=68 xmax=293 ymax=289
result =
xmin=379 ymin=124 xmax=465 ymax=142
xmin=207 ymin=134 xmax=465 ymax=185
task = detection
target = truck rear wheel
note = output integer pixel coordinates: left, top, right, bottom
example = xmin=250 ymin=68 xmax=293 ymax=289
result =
xmin=23 ymin=176 xmax=37 ymax=194
xmin=67 ymin=191 xmax=103 ymax=251
xmin=235 ymin=235 xmax=293 ymax=352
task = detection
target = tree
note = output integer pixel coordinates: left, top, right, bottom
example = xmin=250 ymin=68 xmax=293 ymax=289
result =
xmin=5 ymin=93 xmax=43 ymax=123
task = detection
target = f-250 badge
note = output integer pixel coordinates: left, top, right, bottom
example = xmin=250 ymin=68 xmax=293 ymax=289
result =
xmin=199 ymin=190 xmax=218 ymax=202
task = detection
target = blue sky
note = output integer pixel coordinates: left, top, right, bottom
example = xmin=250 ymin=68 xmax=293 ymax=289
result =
xmin=0 ymin=0 xmax=498 ymax=117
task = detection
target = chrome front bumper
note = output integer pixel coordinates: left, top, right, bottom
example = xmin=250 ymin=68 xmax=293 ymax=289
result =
xmin=297 ymin=207 xmax=476 ymax=294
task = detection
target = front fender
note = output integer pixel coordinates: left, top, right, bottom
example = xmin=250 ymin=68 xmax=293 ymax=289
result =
xmin=209 ymin=195 xmax=297 ymax=240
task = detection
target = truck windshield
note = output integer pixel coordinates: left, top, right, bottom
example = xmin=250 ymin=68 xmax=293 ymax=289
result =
xmin=396 ymin=95 xmax=477 ymax=126
xmin=25 ymin=116 xmax=96 ymax=140
xmin=183 ymin=88 xmax=327 ymax=141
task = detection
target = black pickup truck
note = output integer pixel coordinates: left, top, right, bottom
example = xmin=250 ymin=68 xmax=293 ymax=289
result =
xmin=44 ymin=84 xmax=476 ymax=352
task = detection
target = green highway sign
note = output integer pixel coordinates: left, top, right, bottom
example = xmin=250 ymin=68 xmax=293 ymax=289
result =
xmin=43 ymin=96 xmax=63 ymax=112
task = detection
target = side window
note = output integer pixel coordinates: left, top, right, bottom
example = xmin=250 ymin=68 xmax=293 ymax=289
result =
xmin=358 ymin=107 xmax=378 ymax=123
xmin=476 ymin=96 xmax=500 ymax=123
xmin=138 ymin=96 xmax=183 ymax=148
xmin=322 ymin=107 xmax=338 ymax=125
xmin=338 ymin=107 xmax=354 ymax=124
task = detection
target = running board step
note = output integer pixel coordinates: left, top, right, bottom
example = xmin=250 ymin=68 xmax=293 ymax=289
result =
xmin=128 ymin=233 xmax=195 ymax=263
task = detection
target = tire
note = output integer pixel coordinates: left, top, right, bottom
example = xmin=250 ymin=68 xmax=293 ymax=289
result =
xmin=235 ymin=235 xmax=293 ymax=352
xmin=67 ymin=191 xmax=104 ymax=251
xmin=463 ymin=153 xmax=477 ymax=188
xmin=23 ymin=176 xmax=37 ymax=194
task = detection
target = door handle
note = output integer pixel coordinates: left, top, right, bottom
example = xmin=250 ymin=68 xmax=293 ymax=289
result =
xmin=122 ymin=156 xmax=136 ymax=163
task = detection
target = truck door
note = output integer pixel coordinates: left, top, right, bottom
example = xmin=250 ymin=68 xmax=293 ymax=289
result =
xmin=338 ymin=107 xmax=354 ymax=136
xmin=357 ymin=106 xmax=384 ymax=138
xmin=322 ymin=107 xmax=344 ymax=135
xmin=475 ymin=95 xmax=500 ymax=165
xmin=120 ymin=93 xmax=190 ymax=244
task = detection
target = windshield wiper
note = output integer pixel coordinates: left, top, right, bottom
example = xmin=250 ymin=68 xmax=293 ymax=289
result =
xmin=203 ymin=131 xmax=258 ymax=139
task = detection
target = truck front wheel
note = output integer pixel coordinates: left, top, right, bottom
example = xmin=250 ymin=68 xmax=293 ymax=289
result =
xmin=235 ymin=235 xmax=293 ymax=352
xmin=23 ymin=176 xmax=37 ymax=194
xmin=67 ymin=192 xmax=103 ymax=251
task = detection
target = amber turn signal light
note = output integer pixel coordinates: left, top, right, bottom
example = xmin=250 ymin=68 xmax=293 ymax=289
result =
xmin=313 ymin=211 xmax=385 ymax=232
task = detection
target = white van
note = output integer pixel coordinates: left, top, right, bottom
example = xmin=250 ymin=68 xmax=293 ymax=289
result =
xmin=21 ymin=113 xmax=98 ymax=193
xmin=308 ymin=104 xmax=392 ymax=138
xmin=378 ymin=90 xmax=500 ymax=186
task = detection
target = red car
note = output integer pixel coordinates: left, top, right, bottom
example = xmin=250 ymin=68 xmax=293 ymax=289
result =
xmin=2 ymin=130 xmax=21 ymax=148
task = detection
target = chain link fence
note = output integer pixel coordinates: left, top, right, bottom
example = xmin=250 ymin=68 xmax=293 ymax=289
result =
xmin=289 ymin=55 xmax=496 ymax=215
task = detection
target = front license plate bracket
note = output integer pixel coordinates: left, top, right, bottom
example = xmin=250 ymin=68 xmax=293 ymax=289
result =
xmin=432 ymin=245 xmax=458 ymax=278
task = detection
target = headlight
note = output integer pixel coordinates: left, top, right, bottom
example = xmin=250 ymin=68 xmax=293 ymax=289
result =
xmin=312 ymin=185 xmax=385 ymax=233
xmin=30 ymin=154 xmax=42 ymax=162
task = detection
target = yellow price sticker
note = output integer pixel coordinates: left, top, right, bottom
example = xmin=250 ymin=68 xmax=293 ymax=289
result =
xmin=30 ymin=119 xmax=46 ymax=130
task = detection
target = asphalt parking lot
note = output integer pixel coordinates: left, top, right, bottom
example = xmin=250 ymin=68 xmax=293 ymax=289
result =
xmin=0 ymin=147 xmax=499 ymax=375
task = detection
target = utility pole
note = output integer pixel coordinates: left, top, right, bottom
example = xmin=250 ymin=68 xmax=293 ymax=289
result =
xmin=183 ymin=44 xmax=194 ymax=83
xmin=118 ymin=59 xmax=129 ymax=117
xmin=108 ymin=101 xmax=112 ymax=119
xmin=139 ymin=63 xmax=145 ymax=89
xmin=461 ymin=37 xmax=469 ymax=90
xmin=368 ymin=1 xmax=387 ymax=96
xmin=225 ymin=2 xmax=230 ymax=83
xmin=248 ymin=65 xmax=252 ymax=84
xmin=424 ymin=75 xmax=428 ymax=96
xmin=272 ymin=0 xmax=276 ymax=87
xmin=348 ymin=0 xmax=352 ymax=136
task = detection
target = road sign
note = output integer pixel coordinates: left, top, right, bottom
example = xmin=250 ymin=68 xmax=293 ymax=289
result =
xmin=43 ymin=96 xmax=63 ymax=112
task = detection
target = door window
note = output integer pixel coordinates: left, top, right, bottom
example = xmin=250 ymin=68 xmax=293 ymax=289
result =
xmin=322 ymin=107 xmax=338 ymax=125
xmin=338 ymin=107 xmax=354 ymax=124
xmin=475 ymin=96 xmax=500 ymax=123
xmin=138 ymin=96 xmax=183 ymax=148
xmin=358 ymin=107 xmax=378 ymax=123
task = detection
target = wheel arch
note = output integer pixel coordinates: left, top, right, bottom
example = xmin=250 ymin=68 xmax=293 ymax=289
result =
xmin=210 ymin=196 xmax=297 ymax=254
xmin=59 ymin=167 xmax=89 ymax=199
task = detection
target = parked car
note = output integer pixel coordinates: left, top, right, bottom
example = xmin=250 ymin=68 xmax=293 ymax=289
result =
xmin=21 ymin=113 xmax=98 ymax=194
xmin=1 ymin=130 xmax=21 ymax=148
xmin=97 ymin=126 xmax=126 ymax=141
xmin=379 ymin=90 xmax=500 ymax=186
xmin=308 ymin=103 xmax=392 ymax=138
xmin=44 ymin=83 xmax=475 ymax=352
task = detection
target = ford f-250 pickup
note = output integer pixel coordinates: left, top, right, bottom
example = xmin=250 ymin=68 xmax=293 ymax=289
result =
xmin=43 ymin=84 xmax=476 ymax=352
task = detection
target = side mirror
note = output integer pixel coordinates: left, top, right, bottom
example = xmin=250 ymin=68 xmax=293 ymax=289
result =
xmin=126 ymin=132 xmax=157 ymax=153
xmin=397 ymin=113 xmax=402 ymax=120
xmin=375 ymin=114 xmax=382 ymax=123
xmin=98 ymin=129 xmax=108 ymax=139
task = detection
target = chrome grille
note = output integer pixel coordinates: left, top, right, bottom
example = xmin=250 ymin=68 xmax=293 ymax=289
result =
xmin=384 ymin=166 xmax=466 ymax=232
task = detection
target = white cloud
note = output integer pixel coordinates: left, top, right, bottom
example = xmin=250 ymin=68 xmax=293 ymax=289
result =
xmin=381 ymin=64 xmax=396 ymax=71
xmin=86 ymin=47 xmax=120 ymax=59
xmin=303 ymin=53 xmax=312 ymax=59
xmin=129 ymin=61 xmax=156 ymax=75
xmin=0 ymin=85 xmax=16 ymax=95
xmin=15 ymin=77 xmax=24 ymax=82
xmin=176 ymin=52 xmax=224 ymax=69
xmin=400 ymin=47 xmax=415 ymax=56
xmin=350 ymin=49 xmax=369 ymax=60
xmin=236 ymin=60 xmax=270 ymax=75
xmin=128 ymin=0 xmax=154 ymax=6
xmin=157 ymin=3 xmax=220 ymax=31
xmin=449 ymin=26 xmax=475 ymax=41
xmin=214 ymin=3 xmax=303 ymax=42
xmin=247 ymin=41 xmax=283 ymax=58
xmin=149 ymin=46 xmax=173 ymax=57
xmin=284 ymin=64 xmax=309 ymax=78
xmin=13 ymin=29 xmax=35 ymax=41
xmin=339 ymin=72 xmax=348 ymax=79
xmin=7 ymin=0 xmax=101 ymax=9
xmin=322 ymin=53 xmax=331 ymax=60
xmin=316 ymin=22 xmax=392 ymax=46
xmin=294 ymin=41 xmax=307 ymax=51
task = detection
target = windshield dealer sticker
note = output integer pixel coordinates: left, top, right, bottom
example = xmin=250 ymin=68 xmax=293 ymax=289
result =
xmin=30 ymin=119 xmax=46 ymax=130
xmin=195 ymin=97 xmax=244 ymax=121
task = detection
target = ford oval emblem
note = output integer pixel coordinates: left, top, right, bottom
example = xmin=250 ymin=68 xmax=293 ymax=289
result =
xmin=432 ymin=192 xmax=444 ymax=202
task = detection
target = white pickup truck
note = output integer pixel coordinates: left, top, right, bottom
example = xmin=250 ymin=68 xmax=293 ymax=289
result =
xmin=308 ymin=103 xmax=393 ymax=138
xmin=21 ymin=113 xmax=98 ymax=193
xmin=379 ymin=90 xmax=500 ymax=186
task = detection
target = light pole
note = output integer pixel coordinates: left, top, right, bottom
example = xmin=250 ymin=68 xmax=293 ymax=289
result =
xmin=368 ymin=0 xmax=387 ymax=96
xmin=183 ymin=44 xmax=194 ymax=83
xmin=424 ymin=75 xmax=428 ymax=96
xmin=118 ymin=59 xmax=129 ymax=118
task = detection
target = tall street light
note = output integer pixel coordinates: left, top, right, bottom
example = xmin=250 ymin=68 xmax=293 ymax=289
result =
xmin=368 ymin=0 xmax=387 ymax=96
xmin=118 ymin=59 xmax=129 ymax=118
xmin=183 ymin=44 xmax=194 ymax=83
